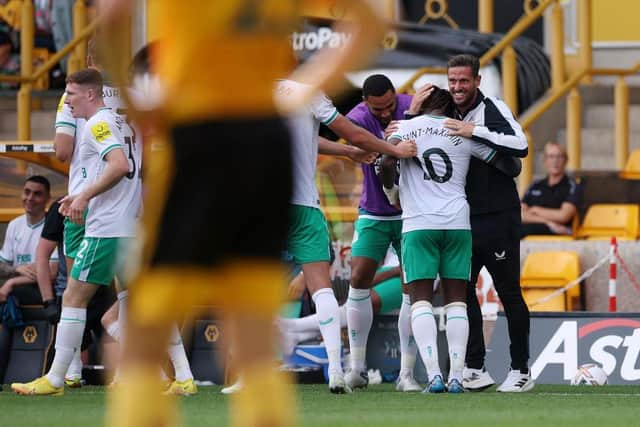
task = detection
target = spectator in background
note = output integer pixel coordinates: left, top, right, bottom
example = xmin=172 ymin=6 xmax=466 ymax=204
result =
xmin=0 ymin=176 xmax=57 ymax=304
xmin=521 ymin=142 xmax=582 ymax=238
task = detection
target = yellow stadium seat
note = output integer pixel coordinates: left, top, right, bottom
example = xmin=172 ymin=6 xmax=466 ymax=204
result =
xmin=576 ymin=204 xmax=639 ymax=240
xmin=521 ymin=251 xmax=580 ymax=311
xmin=619 ymin=149 xmax=640 ymax=180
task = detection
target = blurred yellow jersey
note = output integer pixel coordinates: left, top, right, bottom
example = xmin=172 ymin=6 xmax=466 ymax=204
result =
xmin=152 ymin=0 xmax=303 ymax=123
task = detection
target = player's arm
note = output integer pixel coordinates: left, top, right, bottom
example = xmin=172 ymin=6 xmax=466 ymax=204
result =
xmin=36 ymin=237 xmax=58 ymax=302
xmin=328 ymin=115 xmax=416 ymax=158
xmin=60 ymin=148 xmax=130 ymax=224
xmin=0 ymin=260 xmax=17 ymax=280
xmin=54 ymin=133 xmax=74 ymax=162
xmin=318 ymin=137 xmax=377 ymax=164
xmin=469 ymin=139 xmax=521 ymax=177
xmin=54 ymin=94 xmax=76 ymax=162
xmin=0 ymin=223 xmax=17 ymax=279
xmin=444 ymin=99 xmax=528 ymax=157
xmin=286 ymin=0 xmax=386 ymax=107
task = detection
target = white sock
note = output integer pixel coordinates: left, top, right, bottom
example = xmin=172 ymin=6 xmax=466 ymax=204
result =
xmin=445 ymin=302 xmax=469 ymax=382
xmin=168 ymin=324 xmax=194 ymax=382
xmin=65 ymin=349 xmax=83 ymax=380
xmin=279 ymin=304 xmax=348 ymax=334
xmin=346 ymin=287 xmax=372 ymax=371
xmin=312 ymin=288 xmax=342 ymax=375
xmin=411 ymin=301 xmax=442 ymax=380
xmin=46 ymin=307 xmax=86 ymax=388
xmin=338 ymin=304 xmax=347 ymax=328
xmin=398 ymin=293 xmax=417 ymax=377
xmin=106 ymin=321 xmax=121 ymax=342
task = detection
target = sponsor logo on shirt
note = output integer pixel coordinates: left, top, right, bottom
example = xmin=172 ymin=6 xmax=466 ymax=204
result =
xmin=91 ymin=122 xmax=112 ymax=143
xmin=16 ymin=254 xmax=31 ymax=264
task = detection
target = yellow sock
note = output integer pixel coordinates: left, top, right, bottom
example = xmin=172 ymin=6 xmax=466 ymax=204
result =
xmin=232 ymin=364 xmax=296 ymax=427
xmin=106 ymin=367 xmax=180 ymax=427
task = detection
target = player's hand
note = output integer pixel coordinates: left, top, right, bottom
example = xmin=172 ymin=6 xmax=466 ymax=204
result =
xmin=407 ymin=83 xmax=434 ymax=115
xmin=384 ymin=121 xmax=401 ymax=140
xmin=61 ymin=194 xmax=88 ymax=225
xmin=15 ymin=264 xmax=37 ymax=281
xmin=444 ymin=119 xmax=475 ymax=138
xmin=393 ymin=139 xmax=418 ymax=158
xmin=348 ymin=147 xmax=378 ymax=164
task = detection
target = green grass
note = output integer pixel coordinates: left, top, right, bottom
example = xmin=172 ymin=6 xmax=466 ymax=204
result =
xmin=1 ymin=383 xmax=640 ymax=427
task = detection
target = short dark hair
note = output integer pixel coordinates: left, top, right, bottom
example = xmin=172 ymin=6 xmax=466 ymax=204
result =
xmin=419 ymin=86 xmax=456 ymax=118
xmin=362 ymin=74 xmax=395 ymax=98
xmin=25 ymin=175 xmax=51 ymax=194
xmin=66 ymin=68 xmax=103 ymax=97
xmin=447 ymin=54 xmax=480 ymax=77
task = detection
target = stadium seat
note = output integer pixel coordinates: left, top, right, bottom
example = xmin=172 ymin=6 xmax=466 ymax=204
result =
xmin=520 ymin=251 xmax=581 ymax=311
xmin=620 ymin=149 xmax=640 ymax=180
xmin=576 ymin=204 xmax=639 ymax=240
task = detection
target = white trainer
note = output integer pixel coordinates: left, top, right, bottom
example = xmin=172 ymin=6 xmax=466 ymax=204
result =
xmin=462 ymin=367 xmax=496 ymax=391
xmin=395 ymin=373 xmax=422 ymax=392
xmin=496 ymin=370 xmax=535 ymax=392
xmin=344 ymin=369 xmax=368 ymax=390
xmin=328 ymin=373 xmax=353 ymax=394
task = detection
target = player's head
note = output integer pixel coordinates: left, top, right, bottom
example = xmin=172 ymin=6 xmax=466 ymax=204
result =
xmin=22 ymin=175 xmax=50 ymax=218
xmin=65 ymin=68 xmax=104 ymax=119
xmin=543 ymin=141 xmax=568 ymax=177
xmin=419 ymin=86 xmax=455 ymax=118
xmin=363 ymin=74 xmax=397 ymax=126
xmin=447 ymin=54 xmax=481 ymax=111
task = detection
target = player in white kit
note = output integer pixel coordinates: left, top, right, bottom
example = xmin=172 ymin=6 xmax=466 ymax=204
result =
xmin=12 ymin=69 xmax=141 ymax=396
xmin=380 ymin=88 xmax=522 ymax=394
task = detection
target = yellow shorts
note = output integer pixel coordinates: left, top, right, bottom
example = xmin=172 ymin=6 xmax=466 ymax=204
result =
xmin=129 ymin=260 xmax=287 ymax=325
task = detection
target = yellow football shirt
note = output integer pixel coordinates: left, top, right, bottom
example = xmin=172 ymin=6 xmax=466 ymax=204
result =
xmin=151 ymin=0 xmax=303 ymax=123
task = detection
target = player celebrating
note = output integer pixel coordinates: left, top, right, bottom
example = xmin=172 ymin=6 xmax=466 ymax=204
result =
xmin=276 ymin=78 xmax=415 ymax=393
xmin=380 ymin=87 xmax=525 ymax=393
xmin=12 ymin=68 xmax=142 ymax=396
xmin=344 ymin=74 xmax=430 ymax=391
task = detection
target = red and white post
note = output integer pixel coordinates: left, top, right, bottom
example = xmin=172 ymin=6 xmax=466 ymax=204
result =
xmin=609 ymin=236 xmax=617 ymax=312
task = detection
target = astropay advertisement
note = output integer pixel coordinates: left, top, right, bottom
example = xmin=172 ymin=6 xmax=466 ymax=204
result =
xmin=486 ymin=313 xmax=640 ymax=385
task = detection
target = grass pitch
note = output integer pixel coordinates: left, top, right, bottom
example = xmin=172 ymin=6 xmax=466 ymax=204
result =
xmin=1 ymin=383 xmax=639 ymax=427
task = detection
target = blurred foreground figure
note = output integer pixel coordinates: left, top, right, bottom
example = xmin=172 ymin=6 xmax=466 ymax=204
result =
xmin=99 ymin=1 xmax=386 ymax=427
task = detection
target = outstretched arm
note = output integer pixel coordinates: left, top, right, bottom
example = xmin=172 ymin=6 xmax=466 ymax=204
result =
xmin=329 ymin=115 xmax=417 ymax=158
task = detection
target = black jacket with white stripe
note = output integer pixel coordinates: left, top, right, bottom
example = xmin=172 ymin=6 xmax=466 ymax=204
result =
xmin=460 ymin=90 xmax=528 ymax=216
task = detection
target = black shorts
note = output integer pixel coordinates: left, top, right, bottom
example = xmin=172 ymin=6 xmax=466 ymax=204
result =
xmin=150 ymin=117 xmax=292 ymax=267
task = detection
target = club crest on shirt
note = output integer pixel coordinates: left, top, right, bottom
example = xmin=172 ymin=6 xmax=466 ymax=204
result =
xmin=91 ymin=122 xmax=112 ymax=143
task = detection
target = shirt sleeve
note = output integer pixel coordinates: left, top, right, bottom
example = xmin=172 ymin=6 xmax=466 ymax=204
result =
xmin=565 ymin=178 xmax=583 ymax=208
xmin=87 ymin=117 xmax=123 ymax=160
xmin=54 ymin=93 xmax=77 ymax=137
xmin=0 ymin=220 xmax=15 ymax=264
xmin=41 ymin=200 xmax=64 ymax=243
xmin=470 ymin=97 xmax=528 ymax=157
xmin=470 ymin=139 xmax=497 ymax=163
xmin=522 ymin=183 xmax=535 ymax=204
xmin=310 ymin=91 xmax=339 ymax=126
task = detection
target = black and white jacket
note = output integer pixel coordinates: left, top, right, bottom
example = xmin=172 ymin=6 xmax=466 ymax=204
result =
xmin=461 ymin=90 xmax=528 ymax=216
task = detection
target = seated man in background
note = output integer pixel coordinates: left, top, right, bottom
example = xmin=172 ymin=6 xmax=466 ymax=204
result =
xmin=521 ymin=142 xmax=582 ymax=238
xmin=0 ymin=175 xmax=58 ymax=303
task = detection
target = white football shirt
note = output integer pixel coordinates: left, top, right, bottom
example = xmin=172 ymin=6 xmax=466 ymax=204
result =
xmin=55 ymin=84 xmax=127 ymax=196
xmin=0 ymin=214 xmax=57 ymax=265
xmin=79 ymin=108 xmax=142 ymax=238
xmin=275 ymin=79 xmax=339 ymax=208
xmin=389 ymin=115 xmax=496 ymax=232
